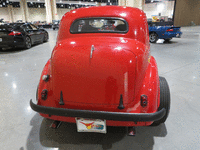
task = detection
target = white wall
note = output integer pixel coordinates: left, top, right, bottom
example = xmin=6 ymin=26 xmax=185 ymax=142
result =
xmin=0 ymin=7 xmax=24 ymax=22
xmin=13 ymin=8 xmax=23 ymax=22
xmin=28 ymin=8 xmax=46 ymax=22
xmin=0 ymin=7 xmax=10 ymax=22
xmin=0 ymin=6 xmax=72 ymax=22
xmin=144 ymin=1 xmax=175 ymax=19
xmin=57 ymin=8 xmax=71 ymax=20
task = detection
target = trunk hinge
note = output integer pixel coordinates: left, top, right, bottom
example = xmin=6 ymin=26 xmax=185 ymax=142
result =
xmin=118 ymin=94 xmax=125 ymax=109
xmin=59 ymin=91 xmax=65 ymax=105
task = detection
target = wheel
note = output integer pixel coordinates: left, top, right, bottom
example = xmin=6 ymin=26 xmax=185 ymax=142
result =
xmin=24 ymin=36 xmax=31 ymax=49
xmin=43 ymin=32 xmax=48 ymax=42
xmin=53 ymin=28 xmax=55 ymax=30
xmin=151 ymin=77 xmax=170 ymax=126
xmin=164 ymin=38 xmax=172 ymax=42
xmin=149 ymin=32 xmax=158 ymax=43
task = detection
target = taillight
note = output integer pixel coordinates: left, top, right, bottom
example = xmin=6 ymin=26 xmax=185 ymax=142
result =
xmin=8 ymin=31 xmax=22 ymax=36
xmin=41 ymin=89 xmax=48 ymax=100
xmin=141 ymin=95 xmax=148 ymax=107
xmin=166 ymin=29 xmax=173 ymax=32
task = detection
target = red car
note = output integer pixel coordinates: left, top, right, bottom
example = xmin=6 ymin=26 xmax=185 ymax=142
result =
xmin=30 ymin=6 xmax=170 ymax=135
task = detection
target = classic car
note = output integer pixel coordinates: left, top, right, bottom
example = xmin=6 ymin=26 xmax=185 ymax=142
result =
xmin=0 ymin=23 xmax=48 ymax=50
xmin=148 ymin=22 xmax=182 ymax=43
xmin=30 ymin=6 xmax=170 ymax=135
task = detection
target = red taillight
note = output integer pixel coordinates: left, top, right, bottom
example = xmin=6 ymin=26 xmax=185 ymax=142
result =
xmin=41 ymin=89 xmax=48 ymax=100
xmin=166 ymin=29 xmax=173 ymax=32
xmin=8 ymin=31 xmax=22 ymax=36
xmin=141 ymin=95 xmax=148 ymax=107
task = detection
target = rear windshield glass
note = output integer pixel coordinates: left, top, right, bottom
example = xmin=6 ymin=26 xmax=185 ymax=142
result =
xmin=0 ymin=25 xmax=13 ymax=32
xmin=70 ymin=18 xmax=128 ymax=33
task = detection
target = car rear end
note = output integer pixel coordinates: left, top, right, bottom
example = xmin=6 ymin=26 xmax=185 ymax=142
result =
xmin=164 ymin=26 xmax=182 ymax=38
xmin=31 ymin=37 xmax=163 ymax=128
xmin=30 ymin=6 xmax=165 ymax=134
xmin=0 ymin=24 xmax=25 ymax=49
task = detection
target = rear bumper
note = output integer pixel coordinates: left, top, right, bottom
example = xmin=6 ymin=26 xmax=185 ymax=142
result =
xmin=0 ymin=36 xmax=25 ymax=48
xmin=163 ymin=31 xmax=182 ymax=39
xmin=30 ymin=99 xmax=166 ymax=122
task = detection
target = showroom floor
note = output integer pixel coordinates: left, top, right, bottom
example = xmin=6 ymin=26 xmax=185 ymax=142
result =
xmin=0 ymin=26 xmax=200 ymax=150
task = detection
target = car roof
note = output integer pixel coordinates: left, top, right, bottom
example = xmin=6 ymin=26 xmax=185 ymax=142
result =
xmin=62 ymin=6 xmax=144 ymax=22
xmin=57 ymin=6 xmax=148 ymax=44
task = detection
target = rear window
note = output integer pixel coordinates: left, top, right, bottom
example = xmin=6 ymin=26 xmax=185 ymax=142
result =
xmin=70 ymin=18 xmax=128 ymax=33
xmin=0 ymin=25 xmax=13 ymax=32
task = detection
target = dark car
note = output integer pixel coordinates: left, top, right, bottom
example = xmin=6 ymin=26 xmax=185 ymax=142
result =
xmin=0 ymin=23 xmax=48 ymax=50
xmin=52 ymin=20 xmax=60 ymax=30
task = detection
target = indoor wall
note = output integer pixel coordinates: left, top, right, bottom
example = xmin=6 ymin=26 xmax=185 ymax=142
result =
xmin=144 ymin=1 xmax=174 ymax=19
xmin=0 ymin=7 xmax=11 ymax=22
xmin=57 ymin=8 xmax=71 ymax=20
xmin=174 ymin=0 xmax=200 ymax=26
xmin=28 ymin=8 xmax=46 ymax=22
xmin=13 ymin=8 xmax=23 ymax=22
xmin=0 ymin=6 xmax=71 ymax=22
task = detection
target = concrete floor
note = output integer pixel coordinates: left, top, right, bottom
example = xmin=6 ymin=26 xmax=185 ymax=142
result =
xmin=0 ymin=26 xmax=200 ymax=150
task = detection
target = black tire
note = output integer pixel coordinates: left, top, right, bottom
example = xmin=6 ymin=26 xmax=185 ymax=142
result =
xmin=53 ymin=28 xmax=55 ymax=30
xmin=24 ymin=36 xmax=31 ymax=49
xmin=43 ymin=32 xmax=48 ymax=42
xmin=151 ymin=77 xmax=170 ymax=126
xmin=149 ymin=32 xmax=158 ymax=43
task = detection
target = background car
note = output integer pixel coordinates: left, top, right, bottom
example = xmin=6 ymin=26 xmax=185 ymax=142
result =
xmin=0 ymin=23 xmax=48 ymax=50
xmin=30 ymin=6 xmax=170 ymax=135
xmin=52 ymin=20 xmax=60 ymax=30
xmin=148 ymin=22 xmax=182 ymax=43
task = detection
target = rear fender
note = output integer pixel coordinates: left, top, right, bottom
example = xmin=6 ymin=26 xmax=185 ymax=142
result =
xmin=37 ymin=59 xmax=51 ymax=105
xmin=135 ymin=56 xmax=160 ymax=114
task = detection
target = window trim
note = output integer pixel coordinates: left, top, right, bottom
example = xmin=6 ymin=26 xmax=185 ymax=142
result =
xmin=70 ymin=17 xmax=129 ymax=34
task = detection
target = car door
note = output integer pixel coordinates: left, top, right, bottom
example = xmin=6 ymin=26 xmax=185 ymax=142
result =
xmin=22 ymin=24 xmax=37 ymax=44
xmin=30 ymin=24 xmax=43 ymax=42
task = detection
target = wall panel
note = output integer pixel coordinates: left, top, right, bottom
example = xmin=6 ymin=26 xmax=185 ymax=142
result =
xmin=174 ymin=0 xmax=200 ymax=26
xmin=0 ymin=7 xmax=10 ymax=22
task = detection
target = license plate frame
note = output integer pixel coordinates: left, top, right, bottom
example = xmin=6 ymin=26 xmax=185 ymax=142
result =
xmin=75 ymin=118 xmax=106 ymax=134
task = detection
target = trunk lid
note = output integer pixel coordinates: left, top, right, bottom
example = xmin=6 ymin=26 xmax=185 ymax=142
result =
xmin=51 ymin=38 xmax=137 ymax=108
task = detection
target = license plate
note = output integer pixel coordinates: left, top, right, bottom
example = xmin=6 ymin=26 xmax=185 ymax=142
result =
xmin=76 ymin=118 xmax=106 ymax=134
xmin=0 ymin=38 xmax=2 ymax=42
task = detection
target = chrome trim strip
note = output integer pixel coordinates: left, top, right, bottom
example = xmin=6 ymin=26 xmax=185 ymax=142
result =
xmin=90 ymin=45 xmax=95 ymax=59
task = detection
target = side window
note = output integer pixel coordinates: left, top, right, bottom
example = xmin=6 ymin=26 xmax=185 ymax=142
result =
xmin=22 ymin=25 xmax=32 ymax=31
xmin=30 ymin=24 xmax=38 ymax=30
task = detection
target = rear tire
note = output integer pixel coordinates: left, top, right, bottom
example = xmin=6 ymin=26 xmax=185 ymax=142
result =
xmin=151 ymin=77 xmax=170 ymax=126
xmin=24 ymin=36 xmax=31 ymax=49
xmin=149 ymin=32 xmax=158 ymax=43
